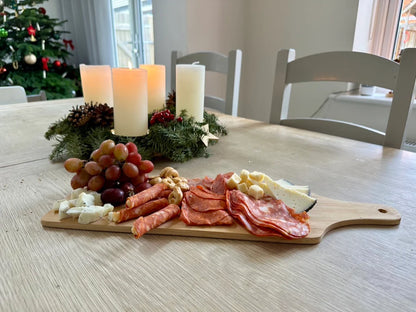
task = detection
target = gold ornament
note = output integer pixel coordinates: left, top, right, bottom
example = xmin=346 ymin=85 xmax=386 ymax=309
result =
xmin=12 ymin=60 xmax=18 ymax=69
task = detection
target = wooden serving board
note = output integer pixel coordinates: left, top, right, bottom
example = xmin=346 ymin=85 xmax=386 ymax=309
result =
xmin=41 ymin=194 xmax=401 ymax=244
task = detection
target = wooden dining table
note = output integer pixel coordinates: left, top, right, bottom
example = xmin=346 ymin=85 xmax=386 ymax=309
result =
xmin=1 ymin=97 xmax=415 ymax=312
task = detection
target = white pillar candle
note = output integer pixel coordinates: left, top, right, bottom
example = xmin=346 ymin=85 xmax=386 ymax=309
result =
xmin=112 ymin=67 xmax=148 ymax=136
xmin=139 ymin=64 xmax=166 ymax=113
xmin=80 ymin=64 xmax=113 ymax=107
xmin=176 ymin=64 xmax=205 ymax=122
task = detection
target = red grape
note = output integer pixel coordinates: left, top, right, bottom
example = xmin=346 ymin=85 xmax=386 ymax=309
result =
xmin=84 ymin=161 xmax=103 ymax=176
xmin=105 ymin=165 xmax=121 ymax=181
xmin=134 ymin=182 xmax=152 ymax=193
xmin=130 ymin=173 xmax=148 ymax=186
xmin=90 ymin=149 xmax=102 ymax=162
xmin=101 ymin=188 xmax=125 ymax=205
xmin=70 ymin=169 xmax=91 ymax=189
xmin=113 ymin=143 xmax=129 ymax=161
xmin=126 ymin=142 xmax=138 ymax=154
xmin=98 ymin=154 xmax=115 ymax=168
xmin=126 ymin=152 xmax=142 ymax=166
xmin=87 ymin=175 xmax=105 ymax=191
xmin=121 ymin=182 xmax=135 ymax=197
xmin=64 ymin=158 xmax=84 ymax=173
xmin=138 ymin=160 xmax=154 ymax=174
xmin=122 ymin=162 xmax=139 ymax=178
xmin=100 ymin=139 xmax=115 ymax=155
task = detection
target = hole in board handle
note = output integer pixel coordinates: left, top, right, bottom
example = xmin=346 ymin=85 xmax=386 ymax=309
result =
xmin=378 ymin=208 xmax=388 ymax=214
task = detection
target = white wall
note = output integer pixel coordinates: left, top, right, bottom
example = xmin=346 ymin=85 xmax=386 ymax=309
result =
xmin=154 ymin=0 xmax=360 ymax=121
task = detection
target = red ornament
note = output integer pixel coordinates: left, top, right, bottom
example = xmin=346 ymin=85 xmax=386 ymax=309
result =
xmin=0 ymin=67 xmax=7 ymax=75
xmin=42 ymin=57 xmax=49 ymax=71
xmin=27 ymin=25 xmax=36 ymax=36
xmin=53 ymin=60 xmax=61 ymax=68
xmin=38 ymin=7 xmax=46 ymax=15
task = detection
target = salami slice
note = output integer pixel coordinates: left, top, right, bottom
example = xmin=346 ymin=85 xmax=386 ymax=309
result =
xmin=112 ymin=198 xmax=169 ymax=223
xmin=126 ymin=183 xmax=168 ymax=208
xmin=229 ymin=207 xmax=284 ymax=238
xmin=211 ymin=172 xmax=233 ymax=195
xmin=184 ymin=191 xmax=226 ymax=212
xmin=132 ymin=204 xmax=180 ymax=239
xmin=227 ymin=190 xmax=310 ymax=239
xmin=180 ymin=200 xmax=234 ymax=226
xmin=191 ymin=186 xmax=226 ymax=201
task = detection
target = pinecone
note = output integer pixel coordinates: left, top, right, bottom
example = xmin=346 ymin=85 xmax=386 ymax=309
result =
xmin=90 ymin=103 xmax=114 ymax=127
xmin=67 ymin=104 xmax=94 ymax=127
xmin=166 ymin=90 xmax=176 ymax=111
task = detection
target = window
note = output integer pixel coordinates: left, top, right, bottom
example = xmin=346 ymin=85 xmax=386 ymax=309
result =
xmin=368 ymin=0 xmax=416 ymax=60
xmin=393 ymin=0 xmax=416 ymax=59
xmin=111 ymin=0 xmax=154 ymax=67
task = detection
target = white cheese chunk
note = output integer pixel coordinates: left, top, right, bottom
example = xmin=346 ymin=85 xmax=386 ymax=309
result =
xmin=263 ymin=179 xmax=316 ymax=213
xmin=70 ymin=188 xmax=87 ymax=199
xmin=75 ymin=192 xmax=95 ymax=207
xmin=77 ymin=204 xmax=114 ymax=224
xmin=53 ymin=199 xmax=66 ymax=212
xmin=58 ymin=200 xmax=73 ymax=220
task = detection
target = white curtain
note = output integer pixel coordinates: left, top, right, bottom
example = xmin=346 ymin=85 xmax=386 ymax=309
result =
xmin=58 ymin=0 xmax=116 ymax=67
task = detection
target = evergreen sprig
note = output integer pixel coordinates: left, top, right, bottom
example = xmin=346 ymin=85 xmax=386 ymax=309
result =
xmin=45 ymin=107 xmax=227 ymax=163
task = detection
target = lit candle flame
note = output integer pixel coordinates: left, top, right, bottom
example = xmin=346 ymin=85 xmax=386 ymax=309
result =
xmin=128 ymin=61 xmax=133 ymax=70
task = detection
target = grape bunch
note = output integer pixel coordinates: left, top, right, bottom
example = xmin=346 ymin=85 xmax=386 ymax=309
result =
xmin=64 ymin=140 xmax=154 ymax=205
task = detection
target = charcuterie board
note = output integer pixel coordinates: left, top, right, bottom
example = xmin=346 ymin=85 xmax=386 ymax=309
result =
xmin=41 ymin=194 xmax=401 ymax=244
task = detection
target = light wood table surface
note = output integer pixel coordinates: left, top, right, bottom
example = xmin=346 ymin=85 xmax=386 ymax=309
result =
xmin=1 ymin=98 xmax=415 ymax=312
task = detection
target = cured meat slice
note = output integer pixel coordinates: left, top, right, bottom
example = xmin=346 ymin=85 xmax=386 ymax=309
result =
xmin=211 ymin=172 xmax=233 ymax=195
xmin=180 ymin=200 xmax=234 ymax=226
xmin=126 ymin=183 xmax=168 ymax=208
xmin=227 ymin=190 xmax=310 ymax=238
xmin=111 ymin=198 xmax=169 ymax=223
xmin=229 ymin=208 xmax=284 ymax=238
xmin=191 ymin=186 xmax=226 ymax=201
xmin=132 ymin=204 xmax=180 ymax=239
xmin=184 ymin=191 xmax=225 ymax=212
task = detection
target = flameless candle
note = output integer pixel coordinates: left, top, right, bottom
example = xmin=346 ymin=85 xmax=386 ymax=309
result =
xmin=139 ymin=64 xmax=166 ymax=113
xmin=79 ymin=64 xmax=113 ymax=107
xmin=176 ymin=64 xmax=205 ymax=122
xmin=112 ymin=67 xmax=148 ymax=136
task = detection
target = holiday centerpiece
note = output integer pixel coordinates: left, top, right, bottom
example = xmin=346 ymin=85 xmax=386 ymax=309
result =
xmin=0 ymin=0 xmax=81 ymax=99
xmin=45 ymin=91 xmax=227 ymax=162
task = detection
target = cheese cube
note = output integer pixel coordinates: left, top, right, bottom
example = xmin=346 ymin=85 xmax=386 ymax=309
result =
xmin=240 ymin=169 xmax=249 ymax=182
xmin=248 ymin=184 xmax=264 ymax=200
xmin=248 ymin=171 xmax=264 ymax=182
xmin=237 ymin=182 xmax=249 ymax=194
xmin=226 ymin=173 xmax=241 ymax=189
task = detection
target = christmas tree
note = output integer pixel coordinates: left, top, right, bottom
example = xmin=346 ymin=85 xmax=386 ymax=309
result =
xmin=0 ymin=0 xmax=81 ymax=99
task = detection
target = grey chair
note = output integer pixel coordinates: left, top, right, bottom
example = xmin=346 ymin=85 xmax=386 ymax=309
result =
xmin=0 ymin=86 xmax=47 ymax=104
xmin=171 ymin=49 xmax=242 ymax=116
xmin=270 ymin=48 xmax=416 ymax=149
xmin=27 ymin=90 xmax=47 ymax=102
xmin=0 ymin=86 xmax=27 ymax=104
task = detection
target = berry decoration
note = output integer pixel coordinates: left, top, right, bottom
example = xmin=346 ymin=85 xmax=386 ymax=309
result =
xmin=150 ymin=109 xmax=175 ymax=125
xmin=38 ymin=7 xmax=46 ymax=15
